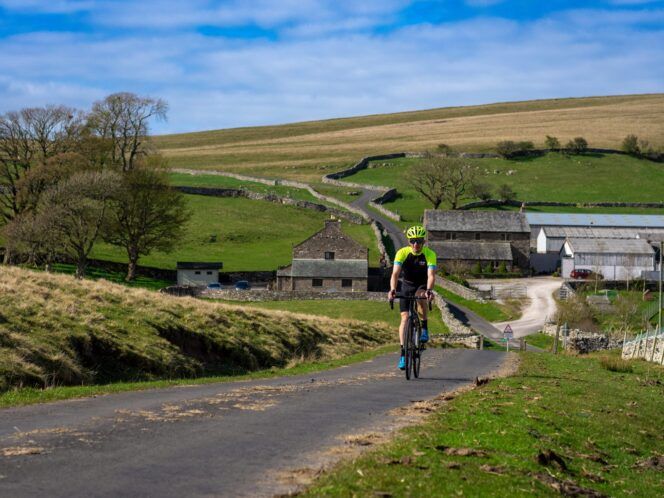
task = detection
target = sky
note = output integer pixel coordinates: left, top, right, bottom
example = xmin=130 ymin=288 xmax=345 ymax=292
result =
xmin=0 ymin=0 xmax=663 ymax=134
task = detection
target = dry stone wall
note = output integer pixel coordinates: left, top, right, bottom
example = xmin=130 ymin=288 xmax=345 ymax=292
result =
xmin=202 ymin=289 xmax=387 ymax=302
xmin=622 ymin=333 xmax=664 ymax=363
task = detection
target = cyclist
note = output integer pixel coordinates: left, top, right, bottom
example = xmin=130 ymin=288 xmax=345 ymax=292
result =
xmin=388 ymin=225 xmax=437 ymax=370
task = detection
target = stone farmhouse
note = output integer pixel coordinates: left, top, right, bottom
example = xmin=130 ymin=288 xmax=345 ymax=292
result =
xmin=423 ymin=210 xmax=530 ymax=272
xmin=276 ymin=220 xmax=368 ymax=291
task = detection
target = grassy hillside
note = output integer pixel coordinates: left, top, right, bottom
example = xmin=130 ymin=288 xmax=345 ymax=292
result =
xmin=155 ymin=94 xmax=664 ymax=182
xmin=349 ymin=153 xmax=664 ymax=222
xmin=304 ymin=351 xmax=664 ymax=497
xmin=90 ymin=193 xmax=381 ymax=270
xmin=223 ymin=299 xmax=449 ymax=334
xmin=0 ymin=266 xmax=392 ymax=392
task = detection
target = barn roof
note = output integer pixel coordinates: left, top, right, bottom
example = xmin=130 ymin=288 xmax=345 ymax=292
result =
xmin=424 ymin=210 xmax=529 ymax=233
xmin=429 ymin=241 xmax=513 ymax=261
xmin=527 ymin=213 xmax=664 ymax=228
xmin=288 ymin=259 xmax=368 ymax=278
xmin=564 ymin=238 xmax=655 ymax=255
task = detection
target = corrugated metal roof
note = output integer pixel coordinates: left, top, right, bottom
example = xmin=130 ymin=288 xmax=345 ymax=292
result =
xmin=565 ymin=238 xmax=655 ymax=255
xmin=424 ymin=210 xmax=529 ymax=232
xmin=526 ymin=213 xmax=664 ymax=228
xmin=429 ymin=241 xmax=513 ymax=260
xmin=542 ymin=227 xmax=664 ymax=239
xmin=290 ymin=259 xmax=368 ymax=278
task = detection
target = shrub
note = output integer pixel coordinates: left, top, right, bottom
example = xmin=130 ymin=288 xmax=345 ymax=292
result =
xmin=436 ymin=143 xmax=455 ymax=156
xmin=622 ymin=134 xmax=640 ymax=155
xmin=545 ymin=135 xmax=560 ymax=150
xmin=566 ymin=136 xmax=588 ymax=154
xmin=482 ymin=263 xmax=493 ymax=274
xmin=517 ymin=141 xmax=534 ymax=151
xmin=498 ymin=183 xmax=517 ymax=202
xmin=472 ymin=262 xmax=482 ymax=274
xmin=496 ymin=140 xmax=519 ymax=158
xmin=599 ymin=355 xmax=633 ymax=373
xmin=497 ymin=261 xmax=507 ymax=274
xmin=470 ymin=182 xmax=492 ymax=201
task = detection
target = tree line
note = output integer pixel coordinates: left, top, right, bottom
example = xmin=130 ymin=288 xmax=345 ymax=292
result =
xmin=0 ymin=92 xmax=190 ymax=280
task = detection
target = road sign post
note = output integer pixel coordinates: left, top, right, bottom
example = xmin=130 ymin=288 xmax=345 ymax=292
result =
xmin=503 ymin=325 xmax=514 ymax=352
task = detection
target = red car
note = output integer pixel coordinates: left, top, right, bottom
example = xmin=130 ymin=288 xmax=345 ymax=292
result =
xmin=570 ymin=269 xmax=592 ymax=279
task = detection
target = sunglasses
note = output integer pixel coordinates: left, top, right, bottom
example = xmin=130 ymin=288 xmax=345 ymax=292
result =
xmin=409 ymin=238 xmax=425 ymax=244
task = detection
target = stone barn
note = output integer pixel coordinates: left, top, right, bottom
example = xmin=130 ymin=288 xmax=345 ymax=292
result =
xmin=276 ymin=220 xmax=368 ymax=291
xmin=424 ymin=210 xmax=530 ymax=271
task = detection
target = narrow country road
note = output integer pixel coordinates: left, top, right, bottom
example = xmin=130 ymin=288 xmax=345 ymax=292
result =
xmin=0 ymin=349 xmax=507 ymax=497
xmin=350 ymin=187 xmax=407 ymax=249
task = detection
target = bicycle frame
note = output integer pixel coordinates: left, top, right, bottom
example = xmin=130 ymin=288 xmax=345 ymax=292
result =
xmin=390 ymin=294 xmax=432 ymax=380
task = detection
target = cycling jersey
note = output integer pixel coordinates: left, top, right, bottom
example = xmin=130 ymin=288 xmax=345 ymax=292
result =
xmin=393 ymin=246 xmax=437 ymax=286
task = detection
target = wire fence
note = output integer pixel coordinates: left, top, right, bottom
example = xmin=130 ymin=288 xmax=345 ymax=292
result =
xmin=622 ymin=330 xmax=664 ymax=364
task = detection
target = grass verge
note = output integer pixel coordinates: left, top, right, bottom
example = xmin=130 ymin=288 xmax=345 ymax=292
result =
xmin=524 ymin=332 xmax=555 ymax=352
xmin=303 ymin=351 xmax=664 ymax=497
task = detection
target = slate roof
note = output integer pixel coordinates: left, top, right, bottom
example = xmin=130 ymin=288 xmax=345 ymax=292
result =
xmin=285 ymin=259 xmax=368 ymax=278
xmin=527 ymin=213 xmax=664 ymax=228
xmin=564 ymin=238 xmax=655 ymax=255
xmin=424 ymin=210 xmax=529 ymax=233
xmin=429 ymin=241 xmax=514 ymax=261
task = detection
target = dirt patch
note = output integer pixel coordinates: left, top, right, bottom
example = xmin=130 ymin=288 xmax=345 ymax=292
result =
xmin=532 ymin=472 xmax=607 ymax=497
xmin=634 ymin=455 xmax=664 ymax=470
xmin=1 ymin=446 xmax=45 ymax=457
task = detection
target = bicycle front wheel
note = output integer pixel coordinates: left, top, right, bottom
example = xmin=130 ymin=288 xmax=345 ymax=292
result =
xmin=404 ymin=320 xmax=413 ymax=380
xmin=413 ymin=321 xmax=421 ymax=378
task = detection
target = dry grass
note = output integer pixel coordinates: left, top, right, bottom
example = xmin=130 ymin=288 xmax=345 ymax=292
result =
xmin=155 ymin=94 xmax=664 ymax=182
xmin=599 ymin=355 xmax=634 ymax=373
xmin=0 ymin=266 xmax=392 ymax=391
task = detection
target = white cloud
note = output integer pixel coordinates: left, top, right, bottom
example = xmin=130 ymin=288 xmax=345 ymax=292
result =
xmin=0 ymin=5 xmax=662 ymax=133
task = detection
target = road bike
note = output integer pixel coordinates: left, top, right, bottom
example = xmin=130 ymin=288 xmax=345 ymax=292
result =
xmin=390 ymin=294 xmax=432 ymax=380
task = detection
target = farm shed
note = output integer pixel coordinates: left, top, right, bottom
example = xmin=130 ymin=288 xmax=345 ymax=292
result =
xmin=276 ymin=219 xmax=368 ymax=291
xmin=424 ymin=210 xmax=530 ymax=270
xmin=560 ymin=238 xmax=655 ymax=281
xmin=176 ymin=262 xmax=223 ymax=286
xmin=526 ymin=213 xmax=664 ymax=250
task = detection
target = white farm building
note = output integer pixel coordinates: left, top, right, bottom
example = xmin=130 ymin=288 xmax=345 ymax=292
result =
xmin=560 ymin=238 xmax=656 ymax=280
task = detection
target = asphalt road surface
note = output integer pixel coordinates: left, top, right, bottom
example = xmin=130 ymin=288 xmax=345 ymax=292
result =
xmin=0 ymin=349 xmax=505 ymax=497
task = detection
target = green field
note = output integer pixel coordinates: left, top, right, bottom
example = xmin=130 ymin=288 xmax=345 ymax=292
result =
xmin=347 ymin=153 xmax=664 ymax=222
xmin=224 ymin=299 xmax=449 ymax=334
xmin=90 ymin=194 xmax=380 ymax=271
xmin=303 ymin=351 xmax=664 ymax=497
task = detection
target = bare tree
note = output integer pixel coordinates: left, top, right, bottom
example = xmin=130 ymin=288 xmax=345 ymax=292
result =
xmin=409 ymin=155 xmax=480 ymax=209
xmin=0 ymin=106 xmax=84 ymax=226
xmin=37 ymin=170 xmax=120 ymax=278
xmin=87 ymin=92 xmax=167 ymax=172
xmin=103 ymin=157 xmax=191 ymax=280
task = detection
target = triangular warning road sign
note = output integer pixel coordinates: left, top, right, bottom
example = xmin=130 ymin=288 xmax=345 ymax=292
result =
xmin=503 ymin=324 xmax=513 ymax=334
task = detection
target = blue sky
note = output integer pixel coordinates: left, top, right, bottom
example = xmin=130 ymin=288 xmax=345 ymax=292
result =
xmin=1 ymin=0 xmax=663 ymax=134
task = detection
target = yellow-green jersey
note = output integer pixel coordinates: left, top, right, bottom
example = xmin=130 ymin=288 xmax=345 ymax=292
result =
xmin=393 ymin=246 xmax=437 ymax=286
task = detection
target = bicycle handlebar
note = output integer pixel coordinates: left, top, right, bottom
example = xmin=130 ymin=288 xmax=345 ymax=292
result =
xmin=389 ymin=294 xmax=433 ymax=311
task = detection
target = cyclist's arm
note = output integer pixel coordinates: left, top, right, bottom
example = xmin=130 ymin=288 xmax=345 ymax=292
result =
xmin=389 ymin=247 xmax=410 ymax=298
xmin=425 ymin=247 xmax=437 ymax=294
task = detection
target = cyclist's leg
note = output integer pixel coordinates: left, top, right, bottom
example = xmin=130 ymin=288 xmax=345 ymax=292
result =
xmin=398 ymin=283 xmax=415 ymax=369
xmin=415 ymin=286 xmax=430 ymax=342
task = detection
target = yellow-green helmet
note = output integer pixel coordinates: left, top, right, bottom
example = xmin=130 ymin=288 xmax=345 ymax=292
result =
xmin=406 ymin=225 xmax=426 ymax=239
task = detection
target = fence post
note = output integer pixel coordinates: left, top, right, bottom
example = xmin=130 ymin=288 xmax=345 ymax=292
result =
xmin=652 ymin=241 xmax=663 ymax=361
xmin=479 ymin=336 xmax=484 ymax=350
xmin=554 ymin=325 xmax=560 ymax=354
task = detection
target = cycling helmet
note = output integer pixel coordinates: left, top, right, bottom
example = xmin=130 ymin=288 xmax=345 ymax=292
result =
xmin=406 ymin=225 xmax=426 ymax=239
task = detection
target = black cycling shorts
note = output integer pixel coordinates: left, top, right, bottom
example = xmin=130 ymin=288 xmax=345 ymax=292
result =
xmin=399 ymin=282 xmax=426 ymax=313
